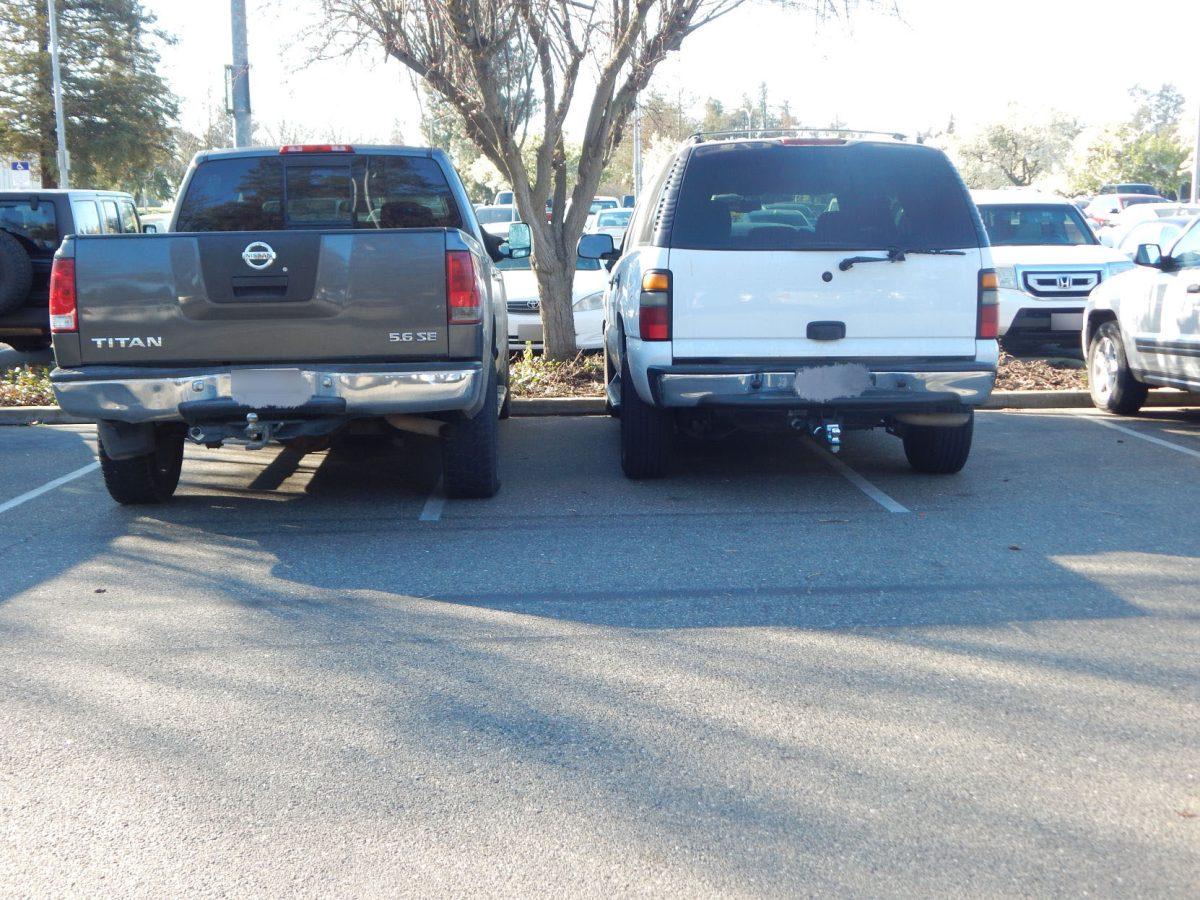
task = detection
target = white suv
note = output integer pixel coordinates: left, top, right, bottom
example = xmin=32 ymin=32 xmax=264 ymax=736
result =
xmin=971 ymin=190 xmax=1133 ymax=347
xmin=1084 ymin=217 xmax=1200 ymax=413
xmin=580 ymin=133 xmax=999 ymax=478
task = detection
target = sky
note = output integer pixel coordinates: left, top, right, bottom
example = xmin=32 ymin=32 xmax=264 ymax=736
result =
xmin=145 ymin=0 xmax=1200 ymax=146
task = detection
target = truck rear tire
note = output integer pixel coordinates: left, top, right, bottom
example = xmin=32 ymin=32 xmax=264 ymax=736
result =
xmin=902 ymin=412 xmax=974 ymax=474
xmin=0 ymin=231 xmax=34 ymax=315
xmin=442 ymin=364 xmax=501 ymax=498
xmin=619 ymin=351 xmax=672 ymax=478
xmin=99 ymin=425 xmax=186 ymax=504
xmin=1088 ymin=321 xmax=1147 ymax=415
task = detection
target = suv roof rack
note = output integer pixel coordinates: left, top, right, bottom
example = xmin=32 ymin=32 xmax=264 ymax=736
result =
xmin=688 ymin=127 xmax=909 ymax=144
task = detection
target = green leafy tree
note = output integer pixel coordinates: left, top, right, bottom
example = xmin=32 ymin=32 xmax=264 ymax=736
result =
xmin=950 ymin=107 xmax=1081 ymax=188
xmin=0 ymin=0 xmax=180 ymax=192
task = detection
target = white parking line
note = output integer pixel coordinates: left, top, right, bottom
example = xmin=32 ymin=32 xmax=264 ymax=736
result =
xmin=0 ymin=462 xmax=100 ymax=516
xmin=1080 ymin=414 xmax=1200 ymax=461
xmin=418 ymin=478 xmax=445 ymax=522
xmin=802 ymin=441 xmax=910 ymax=513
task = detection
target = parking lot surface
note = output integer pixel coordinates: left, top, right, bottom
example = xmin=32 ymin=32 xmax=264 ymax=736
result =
xmin=1 ymin=410 xmax=1198 ymax=896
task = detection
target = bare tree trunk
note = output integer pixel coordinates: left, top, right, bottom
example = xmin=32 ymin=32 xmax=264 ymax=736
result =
xmin=532 ymin=240 xmax=577 ymax=358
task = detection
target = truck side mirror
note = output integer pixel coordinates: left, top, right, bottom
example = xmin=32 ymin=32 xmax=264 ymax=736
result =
xmin=1134 ymin=243 xmax=1163 ymax=268
xmin=503 ymin=222 xmax=531 ymax=259
xmin=578 ymin=232 xmax=617 ymax=261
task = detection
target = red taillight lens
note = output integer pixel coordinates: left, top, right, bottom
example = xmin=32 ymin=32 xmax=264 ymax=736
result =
xmin=977 ymin=269 xmax=999 ymax=339
xmin=639 ymin=270 xmax=671 ymax=341
xmin=446 ymin=250 xmax=481 ymax=324
xmin=279 ymin=144 xmax=354 ymax=154
xmin=49 ymin=257 xmax=77 ymax=332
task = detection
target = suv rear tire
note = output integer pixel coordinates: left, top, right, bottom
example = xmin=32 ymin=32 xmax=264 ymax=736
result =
xmin=0 ymin=231 xmax=34 ymax=315
xmin=619 ymin=350 xmax=672 ymax=478
xmin=4 ymin=335 xmax=51 ymax=353
xmin=442 ymin=363 xmax=501 ymax=498
xmin=1089 ymin=321 xmax=1147 ymax=415
xmin=99 ymin=425 xmax=186 ymax=504
xmin=902 ymin=413 xmax=974 ymax=474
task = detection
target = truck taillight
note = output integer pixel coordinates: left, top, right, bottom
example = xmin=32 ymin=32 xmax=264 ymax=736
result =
xmin=446 ymin=251 xmax=481 ymax=324
xmin=49 ymin=257 xmax=77 ymax=332
xmin=639 ymin=270 xmax=671 ymax=341
xmin=977 ymin=268 xmax=999 ymax=340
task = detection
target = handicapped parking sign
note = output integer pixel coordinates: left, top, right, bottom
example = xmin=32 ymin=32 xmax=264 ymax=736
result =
xmin=9 ymin=160 xmax=32 ymax=188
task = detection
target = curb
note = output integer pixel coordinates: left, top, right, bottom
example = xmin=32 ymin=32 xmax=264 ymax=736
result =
xmin=3 ymin=390 xmax=1197 ymax=426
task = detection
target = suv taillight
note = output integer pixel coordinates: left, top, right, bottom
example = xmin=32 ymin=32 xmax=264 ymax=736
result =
xmin=977 ymin=268 xmax=999 ymax=339
xmin=49 ymin=257 xmax=77 ymax=332
xmin=639 ymin=270 xmax=671 ymax=341
xmin=446 ymin=251 xmax=481 ymax=324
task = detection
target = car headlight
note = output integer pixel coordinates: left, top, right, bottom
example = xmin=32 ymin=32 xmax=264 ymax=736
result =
xmin=995 ymin=266 xmax=1018 ymax=290
xmin=1107 ymin=261 xmax=1135 ymax=278
xmin=572 ymin=290 xmax=603 ymax=312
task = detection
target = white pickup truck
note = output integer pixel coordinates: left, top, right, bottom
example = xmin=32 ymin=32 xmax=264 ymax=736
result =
xmin=971 ymin=190 xmax=1133 ymax=349
xmin=582 ymin=132 xmax=999 ymax=478
xmin=1084 ymin=217 xmax=1200 ymax=413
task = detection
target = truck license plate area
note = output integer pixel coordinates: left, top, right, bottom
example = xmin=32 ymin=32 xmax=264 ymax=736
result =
xmin=793 ymin=363 xmax=873 ymax=402
xmin=230 ymin=369 xmax=312 ymax=409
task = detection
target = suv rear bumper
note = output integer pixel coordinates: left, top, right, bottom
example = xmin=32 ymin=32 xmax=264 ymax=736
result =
xmin=648 ymin=361 xmax=995 ymax=410
xmin=51 ymin=362 xmax=486 ymax=424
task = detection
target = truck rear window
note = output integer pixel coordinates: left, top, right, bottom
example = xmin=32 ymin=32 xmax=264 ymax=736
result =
xmin=175 ymin=154 xmax=464 ymax=232
xmin=670 ymin=142 xmax=980 ymax=252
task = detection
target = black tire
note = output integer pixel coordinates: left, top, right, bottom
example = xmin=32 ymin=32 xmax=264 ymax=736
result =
xmin=442 ymin=363 xmax=501 ymax=498
xmin=1088 ymin=320 xmax=1147 ymax=416
xmin=902 ymin=412 xmax=974 ymax=474
xmin=619 ymin=348 xmax=672 ymax=478
xmin=0 ymin=231 xmax=34 ymax=315
xmin=498 ymin=354 xmax=512 ymax=420
xmin=4 ymin=335 xmax=51 ymax=353
xmin=99 ymin=425 xmax=185 ymax=504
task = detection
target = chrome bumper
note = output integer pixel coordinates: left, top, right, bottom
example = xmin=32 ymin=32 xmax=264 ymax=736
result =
xmin=52 ymin=363 xmax=485 ymax=423
xmin=651 ymin=365 xmax=995 ymax=409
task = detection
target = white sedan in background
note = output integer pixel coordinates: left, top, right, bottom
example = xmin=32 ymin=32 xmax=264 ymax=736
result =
xmin=475 ymin=204 xmax=521 ymax=237
xmin=585 ymin=208 xmax=633 ymax=245
xmin=498 ymin=254 xmax=609 ymax=351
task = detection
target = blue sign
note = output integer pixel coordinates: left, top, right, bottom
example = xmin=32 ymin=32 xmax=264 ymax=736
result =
xmin=11 ymin=161 xmax=30 ymax=171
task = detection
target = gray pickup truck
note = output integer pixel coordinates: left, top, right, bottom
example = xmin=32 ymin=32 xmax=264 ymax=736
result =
xmin=50 ymin=145 xmax=529 ymax=503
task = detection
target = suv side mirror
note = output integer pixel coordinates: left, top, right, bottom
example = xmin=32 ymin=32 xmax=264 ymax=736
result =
xmin=1134 ymin=243 xmax=1163 ymax=268
xmin=578 ymin=232 xmax=617 ymax=261
xmin=503 ymin=221 xmax=531 ymax=259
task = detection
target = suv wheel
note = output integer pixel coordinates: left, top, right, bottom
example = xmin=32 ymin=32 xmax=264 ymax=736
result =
xmin=1089 ymin=321 xmax=1147 ymax=415
xmin=902 ymin=412 xmax=974 ymax=474
xmin=442 ymin=363 xmax=501 ymax=498
xmin=99 ymin=425 xmax=186 ymax=504
xmin=0 ymin=231 xmax=33 ymax=316
xmin=619 ymin=350 xmax=672 ymax=478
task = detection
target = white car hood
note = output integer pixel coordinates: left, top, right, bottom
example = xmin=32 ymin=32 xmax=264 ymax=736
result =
xmin=500 ymin=267 xmax=608 ymax=304
xmin=989 ymin=244 xmax=1128 ymax=268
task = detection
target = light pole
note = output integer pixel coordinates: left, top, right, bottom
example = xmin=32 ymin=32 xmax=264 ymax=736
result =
xmin=1192 ymin=98 xmax=1199 ymax=203
xmin=47 ymin=0 xmax=70 ymax=187
xmin=230 ymin=0 xmax=252 ymax=147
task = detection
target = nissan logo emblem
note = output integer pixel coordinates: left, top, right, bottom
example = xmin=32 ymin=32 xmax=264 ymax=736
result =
xmin=242 ymin=241 xmax=277 ymax=270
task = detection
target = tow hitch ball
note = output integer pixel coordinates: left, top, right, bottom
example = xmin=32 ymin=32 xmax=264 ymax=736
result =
xmin=791 ymin=414 xmax=842 ymax=453
xmin=244 ymin=412 xmax=272 ymax=450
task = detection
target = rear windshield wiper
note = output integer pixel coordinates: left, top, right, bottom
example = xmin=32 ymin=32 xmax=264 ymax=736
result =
xmin=838 ymin=247 xmax=966 ymax=271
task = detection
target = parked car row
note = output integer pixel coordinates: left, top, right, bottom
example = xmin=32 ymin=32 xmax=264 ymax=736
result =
xmin=12 ymin=135 xmax=1199 ymax=509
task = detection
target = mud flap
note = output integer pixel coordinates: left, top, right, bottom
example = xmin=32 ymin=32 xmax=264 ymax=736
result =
xmin=97 ymin=420 xmax=157 ymax=460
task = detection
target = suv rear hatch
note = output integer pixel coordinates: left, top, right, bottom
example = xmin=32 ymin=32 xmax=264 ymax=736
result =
xmin=666 ymin=140 xmax=986 ymax=359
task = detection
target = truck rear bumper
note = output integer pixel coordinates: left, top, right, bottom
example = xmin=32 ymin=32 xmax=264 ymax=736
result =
xmin=649 ymin=362 xmax=995 ymax=410
xmin=51 ymin=362 xmax=486 ymax=424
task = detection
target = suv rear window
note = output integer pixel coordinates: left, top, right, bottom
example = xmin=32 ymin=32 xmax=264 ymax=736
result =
xmin=670 ymin=142 xmax=980 ymax=252
xmin=175 ymin=154 xmax=463 ymax=232
xmin=0 ymin=202 xmax=58 ymax=254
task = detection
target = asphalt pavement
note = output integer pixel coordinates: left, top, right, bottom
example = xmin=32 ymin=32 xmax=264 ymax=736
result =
xmin=1 ymin=410 xmax=1197 ymax=896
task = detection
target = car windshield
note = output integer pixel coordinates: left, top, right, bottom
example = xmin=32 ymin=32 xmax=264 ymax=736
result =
xmin=495 ymin=254 xmax=601 ymax=272
xmin=476 ymin=206 xmax=516 ymax=225
xmin=977 ymin=204 xmax=1096 ymax=246
xmin=670 ymin=141 xmax=980 ymax=251
xmin=175 ymin=154 xmax=463 ymax=231
xmin=596 ymin=210 xmax=632 ymax=227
